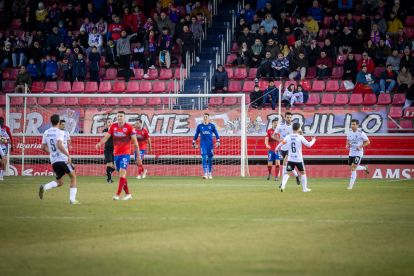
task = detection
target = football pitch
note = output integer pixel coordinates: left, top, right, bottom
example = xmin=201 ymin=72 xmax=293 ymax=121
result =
xmin=1 ymin=176 xmax=414 ymax=276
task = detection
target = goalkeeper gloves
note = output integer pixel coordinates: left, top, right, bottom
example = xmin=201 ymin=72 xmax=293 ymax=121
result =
xmin=216 ymin=141 xmax=220 ymax=148
xmin=192 ymin=141 xmax=198 ymax=149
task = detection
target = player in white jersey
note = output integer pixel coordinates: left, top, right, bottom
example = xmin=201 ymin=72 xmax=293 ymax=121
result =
xmin=346 ymin=119 xmax=370 ymax=190
xmin=0 ymin=129 xmax=11 ymax=180
xmin=59 ymin=120 xmax=72 ymax=151
xmin=38 ymin=114 xmax=79 ymax=204
xmin=272 ymin=112 xmax=300 ymax=186
xmin=275 ymin=123 xmax=316 ymax=192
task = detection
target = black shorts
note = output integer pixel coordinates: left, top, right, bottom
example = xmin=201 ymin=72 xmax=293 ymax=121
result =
xmin=104 ymin=149 xmax=114 ymax=164
xmin=52 ymin=162 xmax=75 ymax=180
xmin=281 ymin=150 xmax=289 ymax=159
xmin=286 ymin=161 xmax=305 ymax=172
xmin=348 ymin=156 xmax=362 ymax=166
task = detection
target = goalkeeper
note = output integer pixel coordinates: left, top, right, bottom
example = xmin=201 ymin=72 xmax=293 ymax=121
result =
xmin=192 ymin=113 xmax=220 ymax=179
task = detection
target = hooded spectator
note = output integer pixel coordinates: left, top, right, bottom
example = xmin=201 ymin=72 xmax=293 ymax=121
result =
xmin=35 ymin=2 xmax=48 ymax=28
xmin=211 ymin=64 xmax=229 ymax=94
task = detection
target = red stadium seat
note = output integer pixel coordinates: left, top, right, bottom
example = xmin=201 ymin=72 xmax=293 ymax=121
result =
xmin=311 ymin=81 xmax=325 ymax=92
xmin=100 ymin=56 xmax=106 ymax=67
xmin=377 ymin=94 xmax=391 ymax=105
xmin=374 ymin=67 xmax=385 ymax=78
xmin=128 ymin=69 xmax=144 ymax=80
xmin=145 ymin=69 xmax=158 ymax=80
xmin=78 ymin=98 xmax=92 ymax=106
xmin=332 ymin=107 xmax=344 ymax=110
xmin=225 ymin=55 xmax=237 ymax=67
xmin=375 ymin=107 xmax=386 ymax=111
xmin=31 ymin=82 xmax=44 ymax=93
xmin=334 ymin=94 xmax=348 ymax=105
xmin=406 ymin=16 xmax=414 ymax=27
xmin=330 ymin=67 xmax=343 ymax=79
xmin=112 ymin=82 xmax=126 ymax=93
xmin=10 ymin=69 xmax=19 ymax=80
xmin=126 ymin=82 xmax=140 ymax=93
xmin=225 ymin=68 xmax=234 ymax=80
xmin=303 ymin=107 xmax=315 ymax=111
xmin=284 ymin=81 xmax=297 ymax=90
xmin=346 ymin=107 xmax=358 ymax=110
xmin=403 ymin=107 xmax=414 ymax=119
xmin=223 ymin=98 xmax=237 ymax=106
xmin=73 ymin=108 xmax=84 ymax=118
xmin=98 ymin=82 xmax=112 ymax=93
xmin=387 ymin=121 xmax=398 ymax=133
xmin=71 ymin=82 xmax=84 ymax=93
xmin=10 ymin=19 xmax=20 ymax=29
xmin=103 ymin=69 xmax=117 ymax=80
xmin=306 ymin=94 xmax=320 ymax=105
xmin=2 ymin=69 xmax=10 ymax=80
xmin=84 ymin=82 xmax=98 ymax=93
xmin=3 ymin=82 xmax=16 ymax=93
xmin=405 ymin=28 xmax=414 ymax=39
xmin=133 ymin=98 xmax=146 ymax=106
xmin=218 ymin=108 xmax=230 ymax=111
xmin=363 ymin=94 xmax=377 ymax=105
xmin=299 ymin=80 xmax=311 ymax=92
xmin=321 ymin=94 xmax=334 ymax=105
xmin=101 ymin=108 xmax=112 ymax=112
xmin=10 ymin=97 xmax=23 ymax=106
xmin=177 ymin=5 xmax=187 ymax=15
xmin=65 ymin=98 xmax=78 ymax=106
xmin=361 ymin=107 xmax=372 ymax=111
xmin=57 ymin=82 xmax=71 ymax=93
xmin=247 ymin=68 xmax=257 ymax=80
xmin=392 ymin=93 xmax=406 ymax=105
xmin=335 ymin=55 xmax=347 ymax=66
xmin=231 ymin=42 xmax=237 ymax=54
xmin=290 ymin=107 xmax=300 ymax=110
xmin=258 ymin=81 xmax=269 ymax=91
xmin=228 ymin=81 xmax=241 ymax=92
xmin=26 ymin=97 xmax=37 ymax=106
xmin=339 ymin=81 xmax=353 ymax=92
xmin=354 ymin=4 xmax=363 ymax=15
xmin=399 ymin=121 xmax=412 ymax=133
xmin=242 ymin=81 xmax=255 ymax=92
xmin=389 ymin=107 xmax=402 ymax=119
xmin=325 ymin=80 xmax=339 ymax=92
xmin=349 ymin=94 xmax=363 ymax=105
xmin=51 ymin=97 xmax=65 ymax=106
xmin=318 ymin=107 xmax=329 ymax=110
xmin=209 ymin=97 xmax=223 ymax=106
xmin=147 ymin=98 xmax=161 ymax=106
xmin=174 ymin=68 xmax=186 ymax=79
xmin=43 ymin=82 xmax=58 ymax=93
xmin=165 ymin=81 xmax=179 ymax=92
xmin=106 ymin=98 xmax=119 ymax=106
xmin=0 ymin=95 xmax=6 ymax=106
xmin=159 ymin=69 xmax=172 ymax=80
xmin=46 ymin=108 xmax=59 ymax=113
xmin=139 ymin=82 xmax=152 ymax=93
xmin=91 ymin=97 xmax=105 ymax=106
xmin=152 ymin=82 xmax=166 ymax=93
xmin=317 ymin=42 xmax=324 ymax=48
xmin=305 ymin=67 xmax=316 ymax=79
xmin=119 ymin=97 xmax=133 ymax=106
xmin=206 ymin=108 xmax=216 ymax=111
xmin=323 ymin=16 xmax=332 ymax=27
xmin=37 ymin=97 xmax=50 ymax=107
xmin=318 ymin=29 xmax=328 ymax=40
xmin=233 ymin=68 xmax=247 ymax=80
xmin=354 ymin=54 xmax=362 ymax=62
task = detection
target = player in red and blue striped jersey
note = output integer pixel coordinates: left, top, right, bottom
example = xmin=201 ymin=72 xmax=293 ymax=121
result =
xmin=265 ymin=118 xmax=282 ymax=181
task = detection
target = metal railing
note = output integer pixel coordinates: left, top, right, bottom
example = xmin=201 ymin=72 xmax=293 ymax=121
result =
xmin=180 ymin=64 xmax=184 ymax=91
xmin=209 ymin=63 xmax=214 ymax=90
xmin=215 ymin=50 xmax=220 ymax=66
xmin=186 ymin=51 xmax=190 ymax=77
xmin=221 ymin=38 xmax=225 ymax=64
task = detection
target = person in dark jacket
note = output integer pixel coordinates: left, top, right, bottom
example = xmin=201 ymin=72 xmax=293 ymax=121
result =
xmin=403 ymin=81 xmax=414 ymax=112
xmin=289 ymin=52 xmax=309 ymax=80
xmin=40 ymin=16 xmax=54 ymax=36
xmin=325 ymin=28 xmax=339 ymax=50
xmin=12 ymin=42 xmax=28 ymax=67
xmin=357 ymin=13 xmax=372 ymax=35
xmin=321 ymin=38 xmax=336 ymax=63
xmin=278 ymin=12 xmax=292 ymax=32
xmin=376 ymin=38 xmax=391 ymax=66
xmin=339 ymin=26 xmax=354 ymax=54
xmin=181 ymin=25 xmax=194 ymax=68
xmin=174 ymin=17 xmax=186 ymax=53
xmin=255 ymin=51 xmax=274 ymax=82
xmin=250 ymin=85 xmax=263 ymax=108
xmin=306 ymin=39 xmax=321 ymax=66
xmin=237 ymin=27 xmax=255 ymax=48
xmin=14 ymin=65 xmax=32 ymax=93
xmin=379 ymin=64 xmax=397 ymax=94
xmin=101 ymin=0 xmax=116 ymax=22
xmin=47 ymin=27 xmax=64 ymax=58
xmin=104 ymin=37 xmax=119 ymax=69
xmin=84 ymin=2 xmax=101 ymax=24
xmin=63 ymin=3 xmax=78 ymax=30
xmin=72 ymin=52 xmax=87 ymax=81
xmin=342 ymin=52 xmax=358 ymax=83
xmin=77 ymin=26 xmax=90 ymax=49
xmin=262 ymin=80 xmax=278 ymax=110
xmin=250 ymin=38 xmax=266 ymax=68
xmin=211 ymin=64 xmax=228 ymax=94
xmin=399 ymin=46 xmax=414 ymax=74
xmin=268 ymin=27 xmax=284 ymax=46
xmin=41 ymin=54 xmax=58 ymax=82
xmin=393 ymin=28 xmax=409 ymax=53
xmin=32 ymin=30 xmax=47 ymax=54
xmin=255 ymin=26 xmax=269 ymax=45
xmin=27 ymin=41 xmax=45 ymax=76
xmin=315 ymin=51 xmax=333 ymax=80
xmin=1 ymin=42 xmax=14 ymax=68
xmin=89 ymin=47 xmax=101 ymax=86
xmin=343 ymin=13 xmax=358 ymax=33
xmin=27 ymin=58 xmax=39 ymax=82
xmin=60 ymin=48 xmax=73 ymax=82
xmin=143 ymin=30 xmax=157 ymax=76
xmin=21 ymin=5 xmax=36 ymax=32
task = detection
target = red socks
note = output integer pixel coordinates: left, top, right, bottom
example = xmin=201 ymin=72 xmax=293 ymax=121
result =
xmin=275 ymin=165 xmax=280 ymax=177
xmin=267 ymin=166 xmax=272 ymax=173
xmin=123 ymin=178 xmax=130 ymax=194
xmin=117 ymin=177 xmax=126 ymax=196
xmin=138 ymin=164 xmax=144 ymax=175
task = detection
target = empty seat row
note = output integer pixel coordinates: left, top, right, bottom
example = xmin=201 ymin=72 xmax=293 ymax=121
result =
xmin=305 ymin=93 xmax=406 ymax=107
xmin=388 ymin=120 xmax=413 ymax=133
xmin=208 ymin=96 xmax=251 ymax=107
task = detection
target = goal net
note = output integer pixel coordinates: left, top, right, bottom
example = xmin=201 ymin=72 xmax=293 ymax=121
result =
xmin=6 ymin=92 xmax=248 ymax=177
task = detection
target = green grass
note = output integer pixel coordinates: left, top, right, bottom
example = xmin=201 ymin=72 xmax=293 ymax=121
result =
xmin=0 ymin=176 xmax=414 ymax=276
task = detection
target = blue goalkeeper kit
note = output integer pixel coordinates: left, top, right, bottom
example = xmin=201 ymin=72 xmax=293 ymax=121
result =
xmin=193 ymin=123 xmax=220 ymax=174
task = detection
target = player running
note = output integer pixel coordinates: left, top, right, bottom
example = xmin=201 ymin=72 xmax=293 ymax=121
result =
xmin=38 ymin=114 xmax=80 ymax=204
xmin=0 ymin=128 xmax=11 ymax=180
xmin=265 ymin=118 xmax=282 ymax=181
xmin=96 ymin=111 xmax=141 ymax=200
xmin=0 ymin=117 xmax=13 ymax=178
xmin=275 ymin=123 xmax=316 ymax=193
xmin=59 ymin=120 xmax=72 ymax=151
xmin=192 ymin=113 xmax=220 ymax=179
xmin=346 ymin=119 xmax=370 ymax=190
xmin=102 ymin=118 xmax=115 ymax=183
xmin=134 ymin=119 xmax=152 ymax=179
xmin=272 ymin=112 xmax=300 ymax=186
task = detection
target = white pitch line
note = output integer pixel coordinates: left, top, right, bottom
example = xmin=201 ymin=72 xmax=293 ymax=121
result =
xmin=2 ymin=216 xmax=414 ymax=224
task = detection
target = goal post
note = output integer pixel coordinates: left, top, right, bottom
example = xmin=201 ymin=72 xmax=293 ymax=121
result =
xmin=6 ymin=93 xmax=248 ymax=177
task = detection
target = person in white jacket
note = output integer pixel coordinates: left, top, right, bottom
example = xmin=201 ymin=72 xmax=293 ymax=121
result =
xmin=281 ymin=84 xmax=295 ymax=108
xmin=96 ymin=17 xmax=108 ymax=37
xmin=86 ymin=27 xmax=103 ymax=56
xmin=290 ymin=85 xmax=305 ymax=107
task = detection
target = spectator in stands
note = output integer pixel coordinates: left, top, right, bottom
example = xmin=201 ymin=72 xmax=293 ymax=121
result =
xmin=371 ymin=12 xmax=387 ymax=34
xmin=293 ymin=16 xmax=304 ymax=38
xmin=174 ymin=17 xmax=186 ymax=53
xmin=284 ymin=0 xmax=299 ymax=16
xmin=281 ymin=83 xmax=295 ymax=108
xmin=343 ymin=13 xmax=358 ymax=33
xmin=71 ymin=39 xmax=84 ymax=56
xmin=41 ymin=16 xmax=54 ymax=37
xmin=323 ymin=0 xmax=337 ymax=16
xmin=291 ymin=84 xmax=306 ymax=106
xmin=254 ymin=51 xmax=273 ymax=82
xmin=104 ymin=37 xmax=119 ymax=69
xmin=181 ymin=25 xmax=195 ymax=67
xmin=384 ymin=33 xmax=394 ymax=49
xmin=27 ymin=58 xmax=39 ymax=82
xmin=21 ymin=31 xmax=33 ymax=47
xmin=35 ymin=2 xmax=48 ymax=29
xmin=403 ymin=84 xmax=414 ymax=112
xmin=250 ymin=38 xmax=265 ymax=68
xmin=236 ymin=3 xmax=255 ymax=24
xmin=278 ymin=12 xmax=292 ymax=32
xmin=101 ymin=0 xmax=116 ymax=22
xmin=62 ymin=3 xmax=77 ymax=31
xmin=77 ymin=27 xmax=89 ymax=50
xmin=162 ymin=0 xmax=174 ymax=9
xmin=269 ymin=27 xmax=284 ymax=45
xmin=155 ymin=26 xmax=172 ymax=66
xmin=376 ymin=38 xmax=391 ymax=66
xmin=322 ymin=38 xmax=336 ymax=62
xmin=394 ymin=28 xmax=408 ymax=53
xmin=397 ymin=67 xmax=410 ymax=93
xmin=41 ymin=54 xmax=58 ymax=82
xmin=338 ymin=0 xmax=352 ymax=14
xmin=122 ymin=8 xmax=131 ymax=34
xmin=386 ymin=11 xmax=403 ymax=36
xmin=196 ymin=13 xmax=204 ymax=27
xmin=342 ymin=52 xmax=358 ymax=83
xmin=14 ymin=65 xmax=32 ymax=93
xmin=151 ymin=1 xmax=165 ymax=18
xmin=190 ymin=1 xmax=211 ymax=24
xmin=81 ymin=17 xmax=94 ymax=35
xmin=357 ymin=14 xmax=372 ymax=35
xmin=306 ymin=39 xmax=321 ymax=66
xmin=57 ymin=21 xmax=67 ymax=37
xmin=387 ymin=48 xmax=401 ymax=73
xmin=49 ymin=2 xmax=63 ymax=25
xmin=27 ymin=40 xmax=44 ymax=71
xmin=117 ymin=29 xmax=137 ymax=70
xmin=379 ymin=64 xmax=397 ymax=94
xmin=190 ymin=16 xmax=203 ymax=63
xmin=369 ymin=23 xmax=383 ymax=45
xmin=363 ymin=0 xmax=379 ymax=15
xmin=363 ymin=39 xmax=377 ymax=62
xmin=257 ymin=1 xmax=277 ymax=20
xmin=96 ymin=17 xmax=108 ymax=38
xmin=375 ymin=0 xmax=388 ymax=19
xmin=86 ymin=27 xmax=103 ymax=56
xmin=128 ymin=5 xmax=147 ymax=35
xmin=236 ymin=42 xmax=250 ymax=68
xmin=266 ymin=39 xmax=280 ymax=59
xmin=234 ymin=18 xmax=248 ymax=41
xmin=60 ymin=48 xmax=73 ymax=83
xmin=358 ymin=52 xmax=375 ymax=73
xmin=250 ymin=85 xmax=263 ymax=109
xmin=307 ymin=0 xmax=323 ymax=24
xmin=12 ymin=42 xmax=27 ymax=68
xmin=304 ymin=13 xmax=319 ymax=38
xmin=292 ymin=40 xmax=305 ymax=59
xmin=237 ymin=27 xmax=255 ymax=47
xmin=72 ymin=52 xmax=87 ymax=81
xmin=330 ymin=14 xmax=343 ymax=33
xmin=143 ymin=30 xmax=156 ymax=77
xmin=399 ymin=47 xmax=414 ymax=75
xmin=315 ymin=50 xmax=333 ymax=80
xmin=272 ymin=52 xmax=289 ymax=80
xmin=132 ymin=42 xmax=144 ymax=68
xmin=353 ymin=29 xmax=365 ymax=54
xmin=256 ymin=26 xmax=269 ymax=44
xmin=6 ymin=32 xmax=19 ymax=49
xmin=355 ymin=65 xmax=380 ymax=95
xmin=64 ymin=31 xmax=76 ymax=48
xmin=325 ymin=27 xmax=338 ymax=49
xmin=392 ymin=0 xmax=404 ymax=23
xmin=84 ymin=3 xmax=100 ymax=24
xmin=47 ymin=26 xmax=64 ymax=59
xmin=211 ymin=64 xmax=228 ymax=94
xmin=289 ymin=51 xmax=308 ymax=80
xmin=167 ymin=4 xmax=179 ymax=24
xmin=108 ymin=16 xmax=124 ymax=43
xmin=22 ymin=5 xmax=36 ymax=32
xmin=339 ymin=26 xmax=354 ymax=54
xmin=262 ymin=80 xmax=278 ymax=110
xmin=261 ymin=13 xmax=278 ymax=34
xmin=89 ymin=46 xmax=101 ymax=86
xmin=157 ymin=11 xmax=175 ymax=37
xmin=251 ymin=14 xmax=261 ymax=34
xmin=283 ymin=26 xmax=296 ymax=50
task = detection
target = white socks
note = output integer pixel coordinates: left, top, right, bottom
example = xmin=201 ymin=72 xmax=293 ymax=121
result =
xmin=301 ymin=175 xmax=307 ymax=190
xmin=349 ymin=171 xmax=356 ymax=188
xmin=356 ymin=166 xmax=365 ymax=171
xmin=45 ymin=181 xmax=58 ymax=190
xmin=70 ymin=188 xmax=77 ymax=202
xmin=283 ymin=166 xmax=286 ymax=176
xmin=292 ymin=170 xmax=299 ymax=177
xmin=281 ymin=174 xmax=290 ymax=189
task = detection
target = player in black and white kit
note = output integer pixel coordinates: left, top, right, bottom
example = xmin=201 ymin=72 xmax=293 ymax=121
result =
xmin=59 ymin=120 xmax=72 ymax=151
xmin=346 ymin=119 xmax=370 ymax=190
xmin=272 ymin=112 xmax=300 ymax=186
xmin=0 ymin=129 xmax=11 ymax=181
xmin=275 ymin=123 xmax=316 ymax=192
xmin=38 ymin=114 xmax=80 ymax=204
xmin=102 ymin=118 xmax=115 ymax=183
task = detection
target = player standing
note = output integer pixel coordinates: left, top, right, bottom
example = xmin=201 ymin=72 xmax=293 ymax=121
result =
xmin=192 ymin=113 xmax=220 ymax=179
xmin=0 ymin=117 xmax=13 ymax=178
xmin=265 ymin=118 xmax=282 ymax=181
xmin=38 ymin=114 xmax=79 ymax=204
xmin=346 ymin=119 xmax=370 ymax=190
xmin=275 ymin=123 xmax=316 ymax=192
xmin=102 ymin=118 xmax=115 ymax=183
xmin=273 ymin=112 xmax=300 ymax=185
xmin=59 ymin=120 xmax=72 ymax=151
xmin=0 ymin=128 xmax=11 ymax=180
xmin=134 ymin=119 xmax=152 ymax=179
xmin=96 ymin=111 xmax=141 ymax=200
